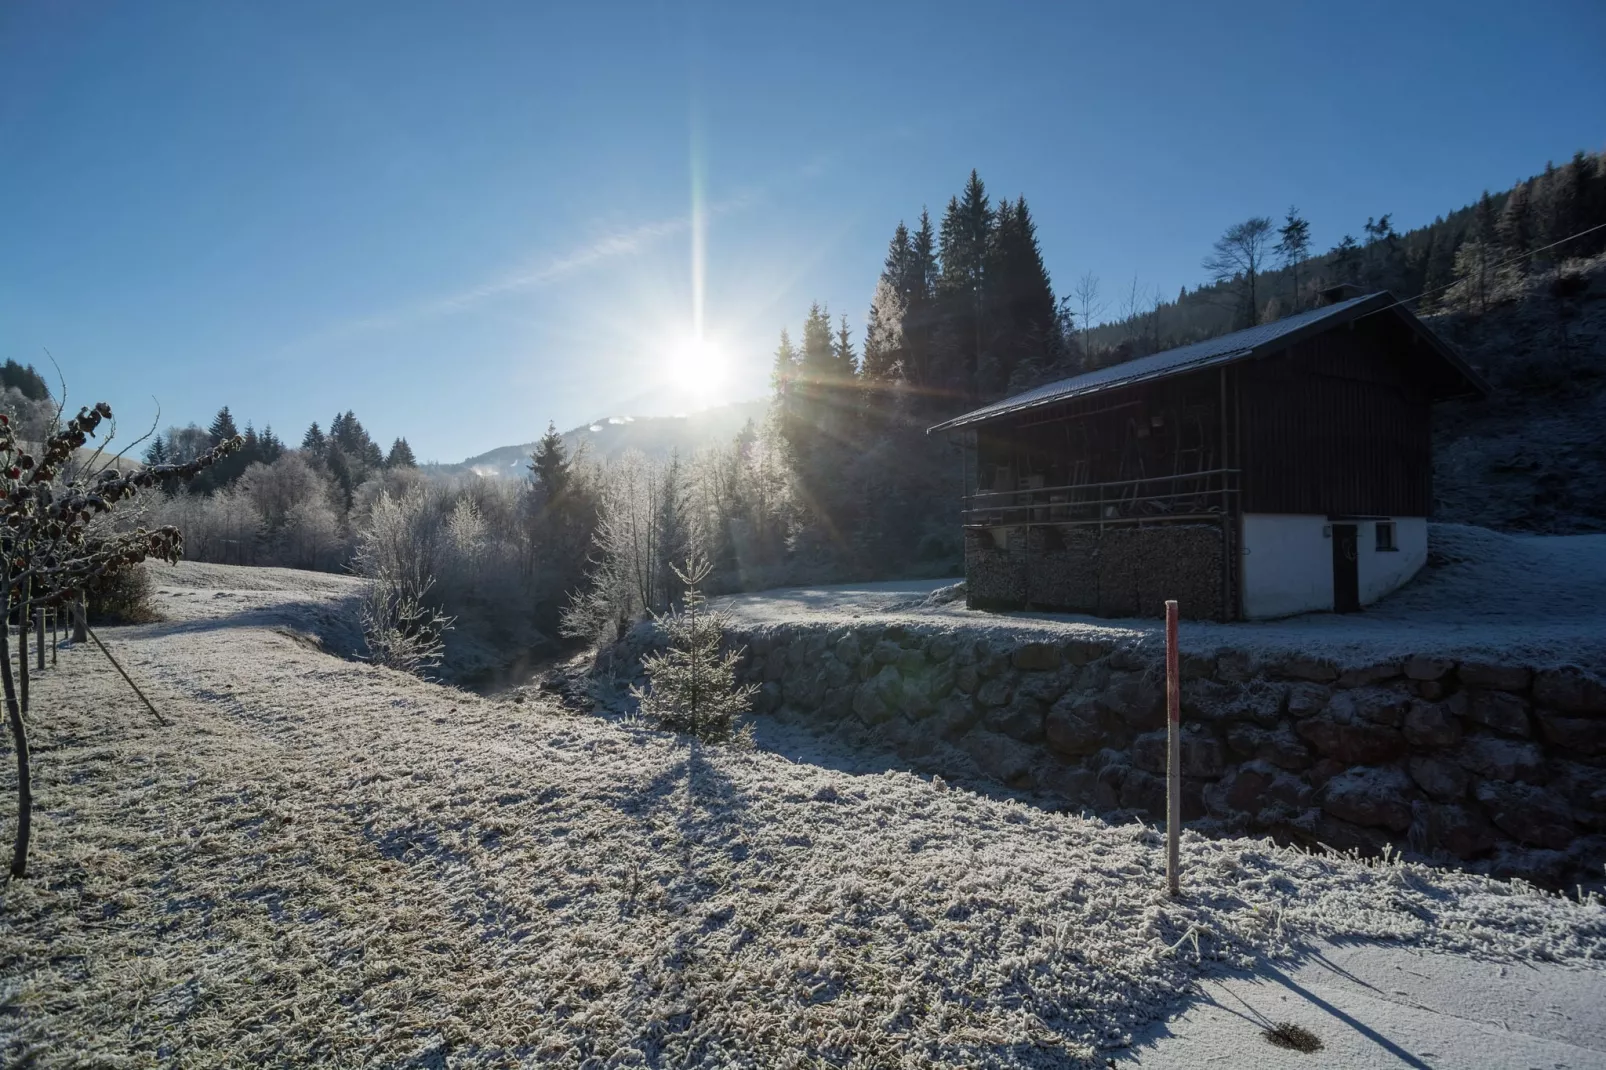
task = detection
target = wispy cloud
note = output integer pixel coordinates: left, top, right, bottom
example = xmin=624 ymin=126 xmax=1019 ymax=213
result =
xmin=276 ymin=201 xmax=751 ymax=356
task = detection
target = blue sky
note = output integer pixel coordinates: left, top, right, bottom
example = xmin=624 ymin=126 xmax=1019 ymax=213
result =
xmin=2 ymin=1 xmax=1602 ymax=462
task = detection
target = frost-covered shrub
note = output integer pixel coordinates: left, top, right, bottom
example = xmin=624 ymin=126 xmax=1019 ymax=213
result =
xmin=630 ymin=556 xmax=757 ymax=747
xmin=353 ymin=489 xmax=453 ymax=676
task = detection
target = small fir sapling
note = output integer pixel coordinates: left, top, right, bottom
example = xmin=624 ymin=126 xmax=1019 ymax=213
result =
xmin=1 ymin=402 xmax=241 ymax=879
xmin=631 ymin=554 xmax=758 ymax=747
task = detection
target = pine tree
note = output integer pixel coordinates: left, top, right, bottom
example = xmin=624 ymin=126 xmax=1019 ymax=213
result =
xmin=143 ymin=436 xmax=169 ymax=466
xmin=630 ymin=554 xmax=757 ymax=747
xmin=1331 ymin=235 xmax=1361 ymax=284
xmin=938 ymin=172 xmax=994 ymax=402
xmin=832 ymin=314 xmax=857 ymax=379
xmin=302 ymin=421 xmax=327 ymax=456
xmin=1498 ymin=181 xmax=1534 ymax=268
xmin=386 ymin=437 xmax=417 ymax=467
xmin=258 ymin=425 xmax=285 ymax=465
xmin=208 ymin=406 xmax=239 ymax=444
xmin=1275 ymin=206 xmax=1311 ymax=311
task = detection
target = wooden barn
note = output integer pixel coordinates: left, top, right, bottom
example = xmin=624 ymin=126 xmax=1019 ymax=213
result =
xmin=928 ymin=287 xmax=1490 ymax=621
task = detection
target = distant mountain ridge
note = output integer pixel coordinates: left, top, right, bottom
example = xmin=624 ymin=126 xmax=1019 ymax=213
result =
xmin=424 ymin=398 xmax=768 ymax=480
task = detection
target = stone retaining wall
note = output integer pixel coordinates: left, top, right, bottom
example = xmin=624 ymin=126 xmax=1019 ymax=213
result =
xmin=604 ymin=620 xmax=1606 ymax=890
xmin=965 ymin=523 xmax=1227 ymax=619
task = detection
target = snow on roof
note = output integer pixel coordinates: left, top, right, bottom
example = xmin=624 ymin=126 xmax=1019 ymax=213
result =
xmin=929 ymin=292 xmax=1487 ymax=433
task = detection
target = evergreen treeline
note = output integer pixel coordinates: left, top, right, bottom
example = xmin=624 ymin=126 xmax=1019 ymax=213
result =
xmin=1088 ymin=149 xmax=1606 ymax=357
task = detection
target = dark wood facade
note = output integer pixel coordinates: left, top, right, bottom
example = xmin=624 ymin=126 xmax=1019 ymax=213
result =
xmin=947 ymin=296 xmax=1487 ymax=620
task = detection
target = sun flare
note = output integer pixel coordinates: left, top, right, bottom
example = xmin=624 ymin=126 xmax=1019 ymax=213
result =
xmin=666 ymin=333 xmax=728 ymax=397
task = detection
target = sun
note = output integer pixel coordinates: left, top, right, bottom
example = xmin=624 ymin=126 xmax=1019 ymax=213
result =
xmin=666 ymin=333 xmax=728 ymax=399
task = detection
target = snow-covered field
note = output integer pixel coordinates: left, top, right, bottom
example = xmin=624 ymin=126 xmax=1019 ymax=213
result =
xmin=1 ymin=560 xmax=1603 ymax=1067
xmin=717 ymin=525 xmax=1606 ymax=670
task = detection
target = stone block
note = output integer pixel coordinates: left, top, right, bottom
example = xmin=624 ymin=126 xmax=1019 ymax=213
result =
xmin=975 ymin=677 xmax=1013 ymax=708
xmin=1133 ymin=729 xmax=1226 ymax=778
xmin=1118 ymin=768 xmax=1166 ymax=816
xmin=1474 ymin=781 xmax=1574 ymax=851
xmin=1044 ymin=694 xmax=1105 ymax=757
xmin=954 ymin=664 xmax=979 ymax=694
xmin=1104 ymin=671 xmax=1164 ymax=730
xmin=1456 ymin=662 xmax=1531 ymax=693
xmin=1328 ymin=686 xmax=1410 ymax=727
xmin=1536 ymin=712 xmax=1605 ymax=755
xmin=1215 ymin=650 xmax=1256 ymax=684
xmin=1011 ymin=642 xmax=1062 ymax=672
xmin=834 ymin=633 xmax=862 ymax=667
xmin=872 ymin=640 xmax=903 ymax=665
xmin=986 ymin=696 xmax=1047 ymax=744
xmin=1297 ymin=714 xmax=1406 ymax=765
xmin=1285 ymin=683 xmax=1332 ymax=719
xmin=1017 ymin=666 xmax=1078 ymax=706
xmin=1225 ymin=722 xmax=1311 ymax=770
xmin=1459 ymin=689 xmax=1532 ymax=738
xmin=1407 ymin=754 xmax=1469 ymax=801
xmin=1038 ymin=764 xmax=1097 ymax=807
xmin=929 ymin=695 xmax=979 ymax=741
xmin=1533 ymin=666 xmax=1606 ymax=715
xmin=927 ymin=634 xmax=956 ymax=662
xmin=1416 ymin=803 xmax=1499 ymax=860
xmin=1335 ymin=662 xmax=1403 ymax=688
xmin=896 ymin=647 xmax=926 ymax=677
xmin=1404 ymin=656 xmax=1454 ymax=681
xmin=1402 ymin=700 xmax=1462 ymax=749
xmin=1455 ymin=736 xmax=1544 ymax=783
xmin=1063 ymin=639 xmax=1113 ymax=666
xmin=1273 ymin=656 xmax=1340 ymax=683
xmin=960 ymin=729 xmax=1035 ymax=787
xmin=1319 ymin=767 xmax=1416 ymax=832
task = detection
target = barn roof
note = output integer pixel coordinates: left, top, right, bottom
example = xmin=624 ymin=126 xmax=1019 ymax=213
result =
xmin=927 ymin=291 xmax=1490 ymax=433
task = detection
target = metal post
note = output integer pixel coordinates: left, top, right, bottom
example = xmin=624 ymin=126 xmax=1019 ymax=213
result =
xmin=1165 ymin=598 xmax=1181 ymax=897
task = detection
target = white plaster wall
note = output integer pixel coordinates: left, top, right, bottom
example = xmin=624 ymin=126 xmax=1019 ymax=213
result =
xmin=1241 ymin=513 xmax=1429 ymax=619
xmin=1241 ymin=514 xmax=1332 ymax=619
xmin=1357 ymin=516 xmax=1428 ymax=605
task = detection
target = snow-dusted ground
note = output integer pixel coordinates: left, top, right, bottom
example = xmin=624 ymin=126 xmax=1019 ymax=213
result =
xmin=716 ymin=525 xmax=1606 ymax=670
xmin=2 ymin=560 xmax=1603 ymax=1068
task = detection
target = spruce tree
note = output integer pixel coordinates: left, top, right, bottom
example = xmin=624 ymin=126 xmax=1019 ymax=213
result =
xmin=208 ymin=406 xmax=239 ymax=444
xmin=630 ymin=554 xmax=757 ymax=747
xmin=143 ymin=436 xmax=169 ymax=466
xmin=386 ymin=437 xmax=417 ymax=468
xmin=1275 ymin=206 xmax=1311 ymax=310
xmin=1499 ymin=181 xmax=1534 ymax=268
xmin=832 ymin=314 xmax=857 ymax=379
xmin=302 ymin=421 xmax=327 ymax=456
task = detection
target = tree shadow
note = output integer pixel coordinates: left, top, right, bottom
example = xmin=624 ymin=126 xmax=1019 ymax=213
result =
xmin=614 ymin=737 xmax=755 ymax=1063
xmin=112 ymin=595 xmax=368 ymax=658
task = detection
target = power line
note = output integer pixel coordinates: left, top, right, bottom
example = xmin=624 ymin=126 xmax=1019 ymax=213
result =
xmin=1357 ymin=219 xmax=1606 ymax=321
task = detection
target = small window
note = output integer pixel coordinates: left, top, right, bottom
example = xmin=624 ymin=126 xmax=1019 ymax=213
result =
xmin=1375 ymin=521 xmax=1397 ymax=552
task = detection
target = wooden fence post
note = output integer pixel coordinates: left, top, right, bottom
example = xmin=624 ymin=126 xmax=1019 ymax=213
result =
xmin=34 ymin=609 xmax=44 ymax=672
xmin=72 ymin=597 xmax=88 ymax=644
xmin=1165 ymin=598 xmax=1181 ymax=898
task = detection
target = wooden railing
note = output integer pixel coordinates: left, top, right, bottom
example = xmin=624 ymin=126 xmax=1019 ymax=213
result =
xmin=962 ymin=468 xmax=1239 ymax=528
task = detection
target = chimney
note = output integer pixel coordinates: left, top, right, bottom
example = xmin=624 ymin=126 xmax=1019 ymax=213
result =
xmin=1316 ymin=282 xmax=1365 ymax=306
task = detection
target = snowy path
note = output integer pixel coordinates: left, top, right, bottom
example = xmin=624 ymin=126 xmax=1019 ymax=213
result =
xmin=1120 ymin=940 xmax=1606 ymax=1068
xmin=716 ymin=525 xmax=1606 ymax=670
xmin=2 ymin=560 xmax=1602 ymax=1068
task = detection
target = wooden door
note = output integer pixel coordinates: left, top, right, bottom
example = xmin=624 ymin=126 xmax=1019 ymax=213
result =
xmin=1332 ymin=524 xmax=1360 ymax=613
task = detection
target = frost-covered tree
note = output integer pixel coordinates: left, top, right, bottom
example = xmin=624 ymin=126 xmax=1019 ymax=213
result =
xmin=2 ymin=401 xmax=240 ymax=878
xmin=631 ymin=555 xmax=757 ymax=747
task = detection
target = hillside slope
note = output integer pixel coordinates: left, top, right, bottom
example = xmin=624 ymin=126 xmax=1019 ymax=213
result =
xmin=426 ymin=398 xmax=767 ymax=479
xmin=2 ymin=562 xmax=1601 ymax=1067
xmin=1431 ymin=256 xmax=1606 ymax=532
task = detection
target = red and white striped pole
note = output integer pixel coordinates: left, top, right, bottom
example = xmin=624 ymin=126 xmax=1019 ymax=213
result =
xmin=1165 ymin=598 xmax=1181 ymax=897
